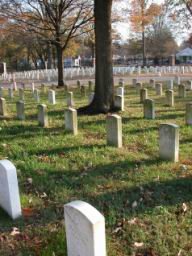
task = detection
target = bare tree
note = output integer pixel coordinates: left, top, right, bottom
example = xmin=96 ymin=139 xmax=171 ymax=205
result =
xmin=0 ymin=0 xmax=93 ymax=86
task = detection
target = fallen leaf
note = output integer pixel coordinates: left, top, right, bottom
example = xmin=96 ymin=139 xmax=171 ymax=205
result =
xmin=178 ymin=249 xmax=182 ymax=256
xmin=128 ymin=218 xmax=137 ymax=225
xmin=182 ymin=203 xmax=187 ymax=213
xmin=132 ymin=201 xmax=138 ymax=208
xmin=10 ymin=227 xmax=20 ymax=236
xmin=134 ymin=242 xmax=144 ymax=247
xmin=22 ymin=208 xmax=33 ymax=217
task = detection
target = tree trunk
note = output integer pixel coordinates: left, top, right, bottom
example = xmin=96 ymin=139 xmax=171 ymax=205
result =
xmin=56 ymin=44 xmax=64 ymax=87
xmin=78 ymin=0 xmax=114 ymax=115
xmin=47 ymin=42 xmax=52 ymax=69
xmin=142 ymin=31 xmax=146 ymax=66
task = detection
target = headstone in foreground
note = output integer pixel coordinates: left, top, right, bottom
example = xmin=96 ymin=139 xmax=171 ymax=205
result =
xmin=114 ymin=95 xmax=124 ymax=111
xmin=19 ymin=88 xmax=24 ymax=101
xmin=159 ymin=123 xmax=179 ymax=162
xmin=178 ymin=84 xmax=186 ymax=98
xmin=38 ymin=104 xmax=48 ymax=127
xmin=48 ymin=90 xmax=56 ymax=105
xmin=140 ymin=88 xmax=148 ymax=103
xmin=186 ymin=103 xmax=192 ymax=125
xmin=143 ymin=99 xmax=155 ymax=119
xmin=65 ymin=108 xmax=78 ymax=135
xmin=107 ymin=114 xmax=122 ymax=148
xmin=16 ymin=101 xmax=25 ymax=120
xmin=0 ymin=160 xmax=22 ymax=219
xmin=165 ymin=90 xmax=174 ymax=107
xmin=0 ymin=97 xmax=7 ymax=116
xmin=155 ymin=83 xmax=162 ymax=96
xmin=64 ymin=200 xmax=106 ymax=256
xmin=67 ymin=92 xmax=74 ymax=107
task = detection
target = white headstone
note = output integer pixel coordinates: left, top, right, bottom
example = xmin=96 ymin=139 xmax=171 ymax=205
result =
xmin=159 ymin=123 xmax=179 ymax=162
xmin=64 ymin=200 xmax=106 ymax=256
xmin=0 ymin=160 xmax=22 ymax=219
xmin=48 ymin=90 xmax=56 ymax=105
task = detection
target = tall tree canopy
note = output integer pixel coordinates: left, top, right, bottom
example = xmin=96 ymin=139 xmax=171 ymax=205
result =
xmin=129 ymin=0 xmax=161 ymax=65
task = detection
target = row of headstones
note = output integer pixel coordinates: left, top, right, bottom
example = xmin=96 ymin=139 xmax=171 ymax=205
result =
xmin=2 ymin=65 xmax=192 ymax=82
xmin=2 ymin=67 xmax=95 ymax=82
xmin=132 ymin=77 xmax=192 ymax=88
xmin=0 ymin=94 xmax=185 ymax=162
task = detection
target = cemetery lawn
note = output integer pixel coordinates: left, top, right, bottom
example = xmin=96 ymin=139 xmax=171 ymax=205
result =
xmin=0 ymin=83 xmax=192 ymax=256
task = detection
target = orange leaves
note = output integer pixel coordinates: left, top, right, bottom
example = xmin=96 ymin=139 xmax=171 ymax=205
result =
xmin=22 ymin=207 xmax=33 ymax=217
xmin=130 ymin=0 xmax=162 ymax=32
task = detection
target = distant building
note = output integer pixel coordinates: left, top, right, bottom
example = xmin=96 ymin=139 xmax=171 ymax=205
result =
xmin=176 ymin=48 xmax=192 ymax=64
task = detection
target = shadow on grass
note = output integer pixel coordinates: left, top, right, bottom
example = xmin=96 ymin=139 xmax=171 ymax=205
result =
xmin=1 ymin=157 xmax=191 ymax=224
xmin=90 ymin=176 xmax=192 ymax=221
xmin=28 ymin=143 xmax=106 ymax=156
xmin=180 ymin=137 xmax=192 ymax=144
xmin=123 ymin=116 xmax=143 ymax=122
xmin=128 ymin=126 xmax=158 ymax=134
xmin=0 ymin=124 xmax=64 ymax=141
xmin=157 ymin=113 xmax=184 ymax=120
xmin=156 ymin=108 xmax=184 ymax=113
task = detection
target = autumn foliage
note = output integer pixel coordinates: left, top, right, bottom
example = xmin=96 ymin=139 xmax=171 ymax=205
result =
xmin=130 ymin=0 xmax=162 ymax=32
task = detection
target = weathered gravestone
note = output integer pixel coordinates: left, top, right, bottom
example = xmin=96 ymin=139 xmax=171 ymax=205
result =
xmin=136 ymin=82 xmax=142 ymax=93
xmin=150 ymin=79 xmax=155 ymax=88
xmin=41 ymin=84 xmax=46 ymax=93
xmin=48 ymin=90 xmax=56 ymax=105
xmin=107 ymin=114 xmax=122 ymax=148
xmin=34 ymin=89 xmax=40 ymax=103
xmin=19 ymin=88 xmax=24 ymax=101
xmin=140 ymin=88 xmax=148 ymax=103
xmin=178 ymin=84 xmax=186 ymax=98
xmin=8 ymin=88 xmax=14 ymax=99
xmin=64 ymin=200 xmax=106 ymax=256
xmin=119 ymin=80 xmax=124 ymax=87
xmin=89 ymin=92 xmax=95 ymax=104
xmin=159 ymin=123 xmax=179 ymax=162
xmin=16 ymin=101 xmax=25 ymax=120
xmin=186 ymin=80 xmax=192 ymax=91
xmin=31 ymin=83 xmax=35 ymax=94
xmin=175 ymin=76 xmax=180 ymax=85
xmin=13 ymin=82 xmax=17 ymax=91
xmin=38 ymin=104 xmax=48 ymax=127
xmin=165 ymin=90 xmax=174 ymax=107
xmin=80 ymin=85 xmax=86 ymax=97
xmin=77 ymin=80 xmax=81 ymax=89
xmin=0 ymin=97 xmax=7 ymax=116
xmin=64 ymin=84 xmax=69 ymax=92
xmin=114 ymin=95 xmax=124 ymax=111
xmin=167 ymin=80 xmax=174 ymax=90
xmin=0 ymin=87 xmax=3 ymax=97
xmin=186 ymin=103 xmax=192 ymax=125
xmin=88 ymin=81 xmax=94 ymax=91
xmin=155 ymin=83 xmax=162 ymax=96
xmin=67 ymin=92 xmax=75 ymax=107
xmin=132 ymin=78 xmax=137 ymax=86
xmin=116 ymin=87 xmax=124 ymax=97
xmin=143 ymin=99 xmax=155 ymax=119
xmin=0 ymin=160 xmax=22 ymax=219
xmin=65 ymin=108 xmax=78 ymax=135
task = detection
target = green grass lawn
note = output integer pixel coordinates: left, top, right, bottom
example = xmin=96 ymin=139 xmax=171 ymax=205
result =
xmin=0 ymin=82 xmax=192 ymax=256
